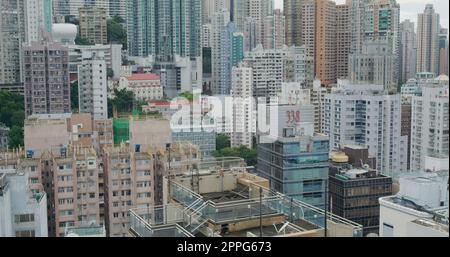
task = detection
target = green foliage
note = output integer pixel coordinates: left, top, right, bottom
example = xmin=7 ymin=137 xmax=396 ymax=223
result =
xmin=107 ymin=15 xmax=127 ymax=50
xmin=178 ymin=91 xmax=194 ymax=101
xmin=71 ymin=81 xmax=79 ymax=112
xmin=8 ymin=126 xmax=23 ymax=149
xmin=108 ymin=88 xmax=135 ymax=117
xmin=216 ymin=134 xmax=230 ymax=151
xmin=75 ymin=35 xmax=92 ymax=45
xmin=107 ymin=68 xmax=114 ymax=79
xmin=0 ymin=90 xmax=24 ymax=148
xmin=64 ymin=15 xmax=79 ymax=25
xmin=213 ymin=145 xmax=257 ymax=166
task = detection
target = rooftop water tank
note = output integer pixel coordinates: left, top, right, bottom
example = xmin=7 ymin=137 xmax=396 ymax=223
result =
xmin=52 ymin=23 xmax=77 ymax=45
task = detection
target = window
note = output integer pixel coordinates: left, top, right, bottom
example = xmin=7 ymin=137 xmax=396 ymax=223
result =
xmin=14 ymin=214 xmax=35 ymax=223
xmin=15 ymin=230 xmax=35 ymax=237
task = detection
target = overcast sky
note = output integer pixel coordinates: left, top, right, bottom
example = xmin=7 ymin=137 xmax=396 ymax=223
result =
xmin=273 ymin=0 xmax=450 ymax=31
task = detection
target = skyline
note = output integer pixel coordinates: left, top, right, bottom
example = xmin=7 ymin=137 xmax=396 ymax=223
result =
xmin=274 ymin=0 xmax=450 ymax=30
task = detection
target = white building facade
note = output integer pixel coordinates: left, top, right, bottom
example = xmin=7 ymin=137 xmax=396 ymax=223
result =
xmin=78 ymin=51 xmax=108 ymax=119
xmin=322 ymin=81 xmax=408 ymax=174
xmin=231 ymin=65 xmax=255 ymax=148
xmin=410 ymin=77 xmax=449 ymax=171
xmin=379 ymin=170 xmax=449 ymax=237
xmin=0 ymin=170 xmax=48 ymax=237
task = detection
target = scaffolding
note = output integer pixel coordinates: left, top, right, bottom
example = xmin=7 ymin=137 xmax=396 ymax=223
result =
xmin=113 ymin=118 xmax=129 ymax=145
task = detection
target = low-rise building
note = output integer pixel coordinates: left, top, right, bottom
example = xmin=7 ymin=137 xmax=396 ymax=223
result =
xmin=129 ymin=157 xmax=364 ymax=237
xmin=379 ymin=169 xmax=449 ymax=237
xmin=119 ymin=74 xmax=163 ymax=101
xmin=329 ymin=167 xmax=393 ymax=236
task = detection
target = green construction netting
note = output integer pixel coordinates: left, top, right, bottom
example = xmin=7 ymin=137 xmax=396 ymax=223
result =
xmin=113 ymin=118 xmax=129 ymax=145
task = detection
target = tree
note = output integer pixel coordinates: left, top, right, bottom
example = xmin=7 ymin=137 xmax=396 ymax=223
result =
xmin=65 ymin=15 xmax=79 ymax=25
xmin=0 ymin=90 xmax=25 ymax=148
xmin=178 ymin=91 xmax=194 ymax=101
xmin=213 ymin=145 xmax=257 ymax=166
xmin=108 ymin=88 xmax=135 ymax=117
xmin=107 ymin=15 xmax=127 ymax=50
xmin=107 ymin=68 xmax=114 ymax=79
xmin=75 ymin=35 xmax=92 ymax=45
xmin=216 ymin=134 xmax=230 ymax=151
xmin=71 ymin=81 xmax=79 ymax=112
xmin=8 ymin=126 xmax=23 ymax=149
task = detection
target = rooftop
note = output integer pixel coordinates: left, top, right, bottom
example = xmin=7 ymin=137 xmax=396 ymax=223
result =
xmin=127 ymin=73 xmax=160 ymax=81
xmin=381 ymin=196 xmax=449 ymax=225
xmin=333 ymin=168 xmax=389 ymax=181
xmin=129 ymin=163 xmax=363 ymax=238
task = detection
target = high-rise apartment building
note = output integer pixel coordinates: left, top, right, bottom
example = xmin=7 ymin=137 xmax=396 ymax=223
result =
xmin=243 ymin=17 xmax=258 ymax=52
xmin=350 ymin=0 xmax=400 ymax=86
xmin=410 ymin=77 xmax=449 ymax=171
xmin=335 ymin=3 xmax=351 ymax=80
xmin=108 ymin=0 xmax=126 ymax=20
xmin=231 ymin=65 xmax=255 ymax=148
xmin=349 ymin=39 xmax=396 ymax=90
xmin=231 ymin=31 xmax=244 ymax=67
xmin=0 ymin=145 xmax=102 ymax=237
xmin=79 ymin=7 xmax=108 ymax=45
xmin=126 ymin=0 xmax=202 ymax=59
xmin=211 ymin=10 xmax=232 ymax=94
xmin=0 ymin=0 xmax=25 ymax=88
xmin=399 ymin=20 xmax=417 ymax=83
xmin=300 ymin=0 xmax=339 ymax=86
xmin=68 ymin=44 xmax=122 ymax=80
xmin=243 ymin=45 xmax=312 ymax=98
xmin=401 ymin=96 xmax=412 ymax=171
xmin=314 ymin=0 xmax=336 ymax=86
xmin=102 ymin=144 xmax=157 ymax=237
xmin=24 ymin=0 xmax=53 ymax=43
xmin=263 ymin=9 xmax=285 ymax=50
xmin=202 ymin=0 xmax=231 ymax=24
xmin=126 ymin=0 xmax=201 ymax=98
xmin=311 ymin=80 xmax=327 ymax=133
xmin=23 ymin=36 xmax=71 ymax=117
xmin=52 ymin=0 xmax=110 ymax=19
xmin=78 ymin=51 xmax=108 ymax=120
xmin=52 ymin=146 xmax=102 ymax=237
xmin=416 ymin=4 xmax=440 ymax=75
xmin=322 ymin=81 xmax=408 ymax=174
xmin=300 ymin=0 xmax=314 ymax=59
xmin=284 ymin=0 xmax=303 ymax=47
xmin=438 ymin=28 xmax=448 ymax=76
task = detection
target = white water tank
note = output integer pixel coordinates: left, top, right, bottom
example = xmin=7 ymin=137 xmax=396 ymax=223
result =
xmin=52 ymin=23 xmax=77 ymax=45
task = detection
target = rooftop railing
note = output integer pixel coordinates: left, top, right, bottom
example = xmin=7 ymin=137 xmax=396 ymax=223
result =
xmin=129 ymin=179 xmax=363 ymax=237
